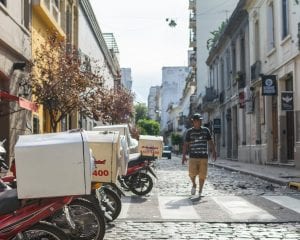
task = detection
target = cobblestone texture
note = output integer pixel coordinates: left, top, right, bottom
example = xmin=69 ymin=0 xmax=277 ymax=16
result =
xmin=104 ymin=157 xmax=300 ymax=239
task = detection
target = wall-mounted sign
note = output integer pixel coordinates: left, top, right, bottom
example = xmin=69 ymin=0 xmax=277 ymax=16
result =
xmin=213 ymin=118 xmax=221 ymax=134
xmin=262 ymin=75 xmax=277 ymax=96
xmin=281 ymin=91 xmax=294 ymax=111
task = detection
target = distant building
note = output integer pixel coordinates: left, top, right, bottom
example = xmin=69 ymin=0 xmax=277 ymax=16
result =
xmin=121 ymin=68 xmax=132 ymax=91
xmin=160 ymin=67 xmax=189 ymax=133
xmin=147 ymin=86 xmax=160 ymax=121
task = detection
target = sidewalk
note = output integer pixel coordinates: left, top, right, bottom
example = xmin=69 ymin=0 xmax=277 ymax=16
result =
xmin=209 ymin=158 xmax=300 ymax=190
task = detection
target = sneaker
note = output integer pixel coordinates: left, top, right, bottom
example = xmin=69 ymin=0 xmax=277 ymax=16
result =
xmin=198 ymin=188 xmax=202 ymax=196
xmin=191 ymin=186 xmax=196 ymax=195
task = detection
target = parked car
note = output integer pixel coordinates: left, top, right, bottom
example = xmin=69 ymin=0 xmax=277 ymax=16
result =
xmin=162 ymin=146 xmax=172 ymax=159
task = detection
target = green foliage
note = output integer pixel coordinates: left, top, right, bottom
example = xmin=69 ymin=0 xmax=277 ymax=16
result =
xmin=206 ymin=20 xmax=228 ymax=50
xmin=171 ymin=133 xmax=183 ymax=145
xmin=137 ymin=119 xmax=160 ymax=136
xmin=134 ymin=103 xmax=148 ymax=123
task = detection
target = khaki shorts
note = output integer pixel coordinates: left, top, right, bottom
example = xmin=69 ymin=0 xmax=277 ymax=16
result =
xmin=188 ymin=158 xmax=208 ymax=180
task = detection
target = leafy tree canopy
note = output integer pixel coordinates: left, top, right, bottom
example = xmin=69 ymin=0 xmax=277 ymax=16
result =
xmin=134 ymin=103 xmax=148 ymax=124
xmin=137 ymin=119 xmax=160 ymax=136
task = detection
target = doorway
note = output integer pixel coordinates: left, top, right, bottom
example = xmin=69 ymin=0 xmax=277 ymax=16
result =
xmin=272 ymin=96 xmax=278 ymax=161
xmin=286 ymin=77 xmax=294 ymax=160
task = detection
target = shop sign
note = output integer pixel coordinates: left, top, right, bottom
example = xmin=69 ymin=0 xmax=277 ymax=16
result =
xmin=281 ymin=91 xmax=293 ymax=111
xmin=262 ymin=75 xmax=277 ymax=96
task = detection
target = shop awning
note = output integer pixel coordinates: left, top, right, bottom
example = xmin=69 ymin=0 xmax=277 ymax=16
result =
xmin=0 ymin=91 xmax=38 ymax=112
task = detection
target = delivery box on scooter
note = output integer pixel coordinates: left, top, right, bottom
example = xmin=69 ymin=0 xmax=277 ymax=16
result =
xmin=86 ymin=131 xmax=121 ymax=183
xmin=15 ymin=130 xmax=92 ymax=199
xmin=138 ymin=135 xmax=163 ymax=158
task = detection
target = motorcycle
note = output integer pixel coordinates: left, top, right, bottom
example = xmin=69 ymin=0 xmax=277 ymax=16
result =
xmin=0 ymin=173 xmax=72 ymax=239
xmin=0 ymin=140 xmax=106 ymax=240
xmin=118 ymin=153 xmax=157 ymax=196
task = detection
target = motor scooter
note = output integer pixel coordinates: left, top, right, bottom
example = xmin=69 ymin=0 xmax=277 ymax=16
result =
xmin=118 ymin=153 xmax=157 ymax=196
xmin=0 ymin=173 xmax=72 ymax=240
xmin=0 ymin=139 xmax=106 ymax=240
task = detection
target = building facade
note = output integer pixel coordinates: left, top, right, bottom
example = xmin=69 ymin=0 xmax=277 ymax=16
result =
xmin=78 ymin=0 xmax=120 ymax=129
xmin=0 ymin=0 xmax=33 ymax=163
xmin=147 ymin=86 xmax=160 ymax=121
xmin=204 ymin=0 xmax=300 ymax=169
xmin=160 ymin=67 xmax=189 ymax=134
xmin=121 ymin=68 xmax=132 ymax=91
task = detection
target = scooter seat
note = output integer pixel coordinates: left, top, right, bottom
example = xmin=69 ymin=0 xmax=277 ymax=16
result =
xmin=128 ymin=153 xmax=145 ymax=168
xmin=0 ymin=189 xmax=20 ymax=215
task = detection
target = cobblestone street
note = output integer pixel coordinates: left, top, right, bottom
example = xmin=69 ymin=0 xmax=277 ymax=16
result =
xmin=104 ymin=157 xmax=300 ymax=239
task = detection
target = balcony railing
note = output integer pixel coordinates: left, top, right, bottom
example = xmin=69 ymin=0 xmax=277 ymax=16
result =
xmin=189 ymin=13 xmax=196 ymax=29
xmin=236 ymin=71 xmax=246 ymax=89
xmin=203 ymin=87 xmax=218 ymax=104
xmin=251 ymin=60 xmax=261 ymax=82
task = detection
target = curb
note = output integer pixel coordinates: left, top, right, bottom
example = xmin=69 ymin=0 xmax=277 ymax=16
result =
xmin=209 ymin=162 xmax=289 ymax=186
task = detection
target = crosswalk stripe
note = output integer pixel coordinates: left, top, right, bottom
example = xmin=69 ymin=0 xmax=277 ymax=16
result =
xmin=119 ymin=196 xmax=131 ymax=219
xmin=158 ymin=196 xmax=200 ymax=219
xmin=263 ymin=196 xmax=300 ymax=214
xmin=212 ymin=196 xmax=276 ymax=220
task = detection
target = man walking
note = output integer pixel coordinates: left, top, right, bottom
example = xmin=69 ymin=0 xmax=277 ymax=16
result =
xmin=182 ymin=113 xmax=216 ymax=196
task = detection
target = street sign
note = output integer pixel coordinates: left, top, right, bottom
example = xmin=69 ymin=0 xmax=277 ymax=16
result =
xmin=213 ymin=118 xmax=221 ymax=134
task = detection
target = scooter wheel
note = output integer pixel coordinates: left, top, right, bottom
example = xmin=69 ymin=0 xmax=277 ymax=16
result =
xmin=129 ymin=172 xmax=153 ymax=196
xmin=68 ymin=198 xmax=106 ymax=240
xmin=14 ymin=221 xmax=70 ymax=240
xmin=103 ymin=187 xmax=122 ymax=221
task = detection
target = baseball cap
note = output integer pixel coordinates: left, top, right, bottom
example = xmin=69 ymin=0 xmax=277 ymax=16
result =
xmin=192 ymin=113 xmax=203 ymax=120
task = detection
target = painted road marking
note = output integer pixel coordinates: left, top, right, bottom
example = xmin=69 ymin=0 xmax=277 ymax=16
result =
xmin=263 ymin=195 xmax=300 ymax=214
xmin=118 ymin=196 xmax=131 ymax=219
xmin=158 ymin=196 xmax=200 ymax=219
xmin=212 ymin=196 xmax=276 ymax=220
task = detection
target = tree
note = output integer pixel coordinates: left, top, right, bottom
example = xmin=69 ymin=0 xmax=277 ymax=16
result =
xmin=137 ymin=119 xmax=160 ymax=136
xmin=134 ymin=103 xmax=148 ymax=124
xmin=96 ymin=86 xmax=135 ymax=124
xmin=29 ymin=31 xmax=105 ymax=132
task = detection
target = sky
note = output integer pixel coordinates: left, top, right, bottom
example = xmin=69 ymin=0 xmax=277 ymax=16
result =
xmin=90 ymin=0 xmax=239 ymax=104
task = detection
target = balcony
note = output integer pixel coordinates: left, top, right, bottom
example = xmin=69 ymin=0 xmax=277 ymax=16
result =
xmin=251 ymin=60 xmax=261 ymax=83
xmin=33 ymin=0 xmax=65 ymax=37
xmin=236 ymin=71 xmax=246 ymax=89
xmin=189 ymin=0 xmax=196 ymax=10
xmin=202 ymin=87 xmax=219 ymax=111
xmin=219 ymin=91 xmax=225 ymax=103
xmin=189 ymin=13 xmax=196 ymax=29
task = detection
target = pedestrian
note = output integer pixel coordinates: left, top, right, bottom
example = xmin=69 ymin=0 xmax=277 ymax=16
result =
xmin=182 ymin=113 xmax=216 ymax=196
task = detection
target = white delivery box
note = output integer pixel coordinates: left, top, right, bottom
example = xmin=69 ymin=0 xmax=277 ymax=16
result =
xmin=15 ymin=130 xmax=92 ymax=199
xmin=93 ymin=124 xmax=138 ymax=153
xmin=86 ymin=131 xmax=121 ymax=183
xmin=138 ymin=135 xmax=164 ymax=158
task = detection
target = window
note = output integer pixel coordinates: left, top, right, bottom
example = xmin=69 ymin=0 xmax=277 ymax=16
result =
xmin=22 ymin=0 xmax=30 ymax=29
xmin=254 ymin=20 xmax=260 ymax=61
xmin=240 ymin=37 xmax=245 ymax=72
xmin=226 ymin=51 xmax=231 ymax=88
xmin=33 ymin=116 xmax=40 ymax=134
xmin=282 ymin=0 xmax=289 ymax=39
xmin=231 ymin=45 xmax=236 ymax=80
xmin=267 ymin=2 xmax=275 ymax=51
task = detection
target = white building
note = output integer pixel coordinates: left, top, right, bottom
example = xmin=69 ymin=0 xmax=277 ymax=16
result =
xmin=121 ymin=68 xmax=133 ymax=91
xmin=79 ymin=0 xmax=119 ymax=90
xmin=160 ymin=67 xmax=189 ymax=133
xmin=147 ymin=86 xmax=160 ymax=121
xmin=79 ymin=0 xmax=120 ymax=129
xmin=189 ymin=0 xmax=239 ymax=107
xmin=246 ymin=0 xmax=300 ymax=168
